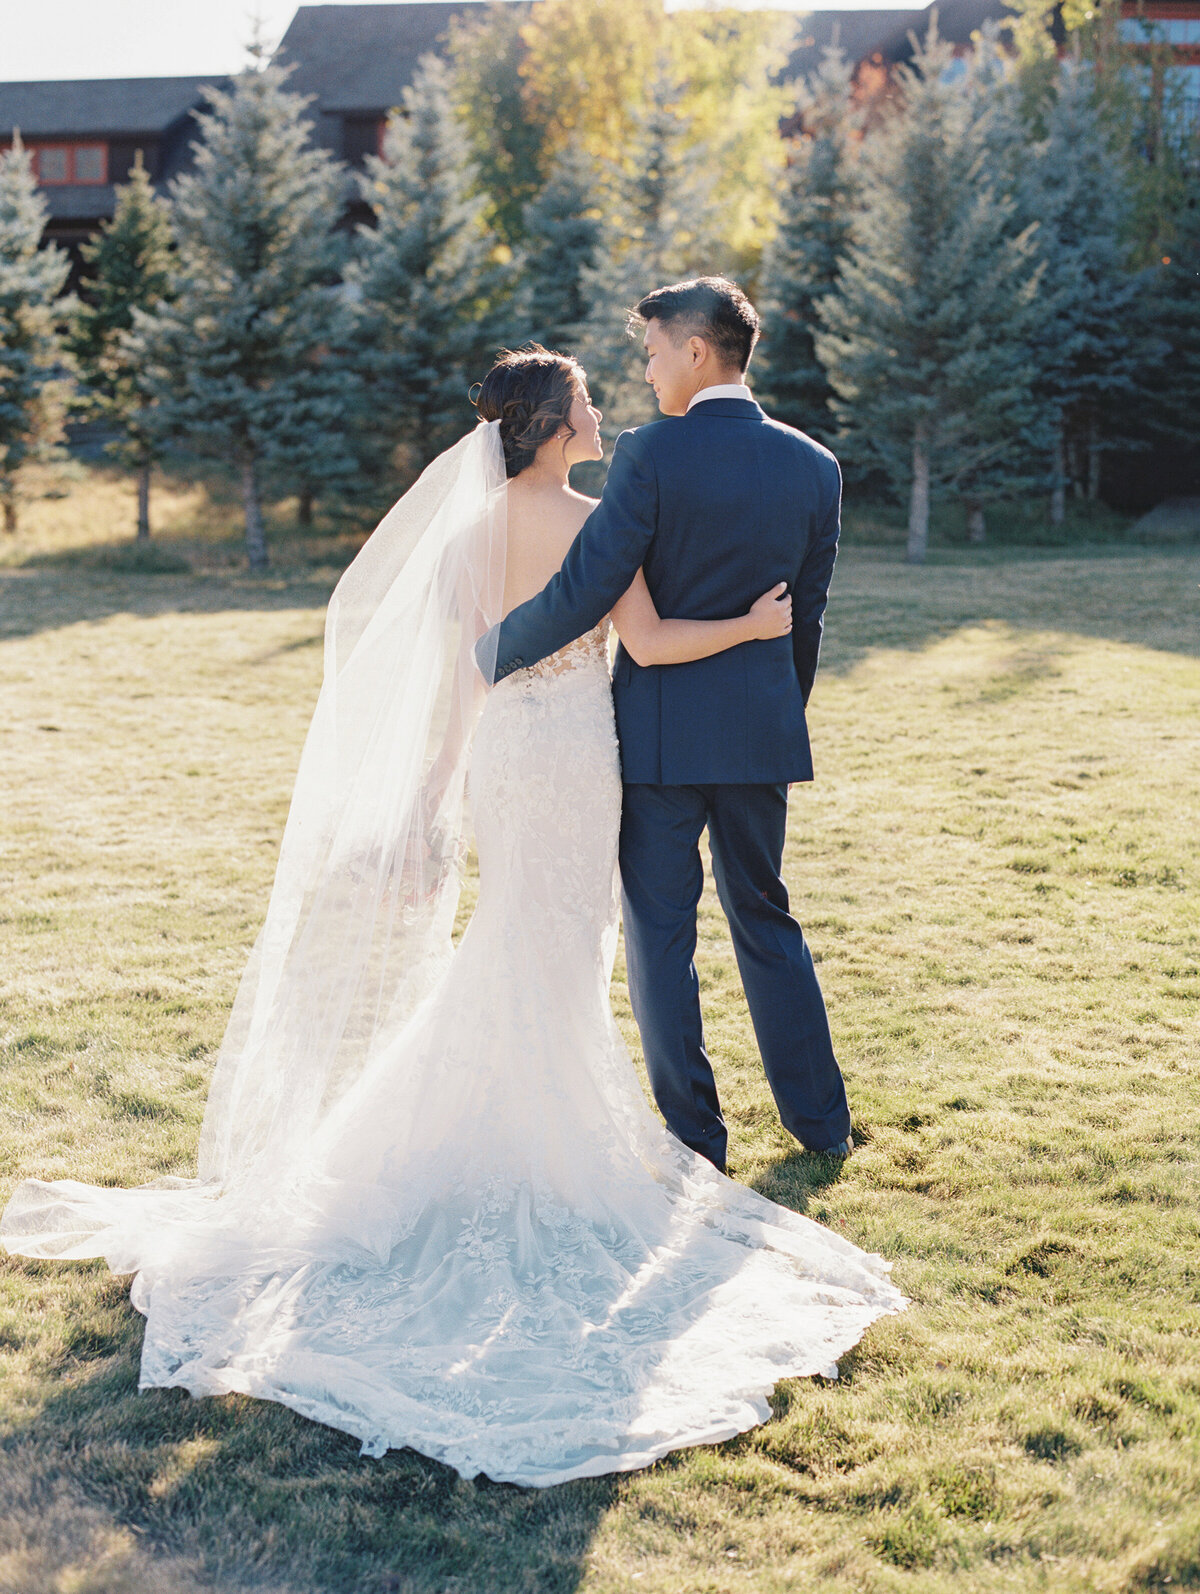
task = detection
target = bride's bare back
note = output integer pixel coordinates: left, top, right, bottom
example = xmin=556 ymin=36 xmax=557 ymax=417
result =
xmin=502 ymin=477 xmax=595 ymax=619
xmin=499 ymin=479 xmax=602 ymax=677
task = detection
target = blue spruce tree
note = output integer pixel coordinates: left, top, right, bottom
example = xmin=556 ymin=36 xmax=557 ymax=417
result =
xmin=512 ymin=140 xmax=604 ymax=353
xmin=0 ymin=136 xmax=72 ymax=534
xmin=574 ymin=66 xmax=727 ymax=446
xmin=816 ymin=26 xmax=1041 ymax=562
xmin=132 ymin=61 xmax=356 ymax=570
xmin=71 ymin=154 xmax=174 ymax=541
xmin=759 ymin=49 xmax=859 ymax=442
xmin=350 ymin=54 xmax=508 ymax=486
xmin=1021 ymin=62 xmax=1146 ymax=522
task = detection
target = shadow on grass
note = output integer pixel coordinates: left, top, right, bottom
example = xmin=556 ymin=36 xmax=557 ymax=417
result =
xmin=746 ymin=1145 xmax=850 ymax=1212
xmin=6 ymin=534 xmax=1198 ymax=674
xmin=819 ymin=542 xmax=1200 ymax=673
xmin=0 ymin=560 xmax=342 ymax=646
xmin=9 ymin=1319 xmax=617 ymax=1594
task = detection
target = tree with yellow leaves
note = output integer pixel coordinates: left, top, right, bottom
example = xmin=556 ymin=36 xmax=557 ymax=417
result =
xmin=516 ymin=0 xmax=793 ymax=272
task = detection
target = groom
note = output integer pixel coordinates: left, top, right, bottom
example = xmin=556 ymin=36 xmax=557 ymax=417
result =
xmin=488 ymin=277 xmax=852 ymax=1172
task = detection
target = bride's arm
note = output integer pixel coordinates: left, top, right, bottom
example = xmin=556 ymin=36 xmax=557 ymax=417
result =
xmin=610 ymin=569 xmax=792 ymax=667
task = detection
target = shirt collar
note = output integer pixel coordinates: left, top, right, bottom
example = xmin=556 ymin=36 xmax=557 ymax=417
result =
xmin=686 ymin=382 xmax=754 ymax=412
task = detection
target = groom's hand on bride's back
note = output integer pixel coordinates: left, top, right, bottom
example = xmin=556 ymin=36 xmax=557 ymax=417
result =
xmin=748 ymin=583 xmax=792 ymax=640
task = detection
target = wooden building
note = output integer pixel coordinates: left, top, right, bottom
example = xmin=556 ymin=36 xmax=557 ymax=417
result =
xmin=1118 ymin=0 xmax=1200 ymax=133
xmin=0 ymin=77 xmax=218 ymax=270
xmin=0 ymin=3 xmax=491 ymax=274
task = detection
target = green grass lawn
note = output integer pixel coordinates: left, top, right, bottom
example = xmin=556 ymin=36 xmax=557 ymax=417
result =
xmin=1 ymin=469 xmax=1198 ymax=1594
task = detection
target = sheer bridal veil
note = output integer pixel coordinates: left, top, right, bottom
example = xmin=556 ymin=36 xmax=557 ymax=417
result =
xmin=3 ymin=421 xmax=508 ymax=1257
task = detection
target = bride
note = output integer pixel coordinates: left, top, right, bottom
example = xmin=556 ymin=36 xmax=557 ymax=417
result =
xmin=1 ymin=346 xmax=903 ymax=1488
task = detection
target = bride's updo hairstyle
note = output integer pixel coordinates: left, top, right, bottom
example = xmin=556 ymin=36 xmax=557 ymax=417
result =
xmin=474 ymin=345 xmax=586 ymax=479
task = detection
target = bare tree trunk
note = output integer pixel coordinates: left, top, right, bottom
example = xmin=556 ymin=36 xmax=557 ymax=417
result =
xmin=2 ymin=496 xmax=15 ymax=534
xmin=136 ymin=459 xmax=152 ymax=541
xmin=297 ymin=487 xmax=314 ymax=528
xmin=1050 ymin=424 xmax=1066 ymax=527
xmin=907 ymin=426 xmax=930 ymax=564
xmin=242 ymin=455 xmax=269 ymax=572
xmin=966 ymin=498 xmax=986 ymax=544
xmin=1087 ymin=428 xmax=1102 ymax=502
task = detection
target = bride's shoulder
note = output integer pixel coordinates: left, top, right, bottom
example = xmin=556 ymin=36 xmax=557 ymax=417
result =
xmin=566 ymin=488 xmax=600 ymax=522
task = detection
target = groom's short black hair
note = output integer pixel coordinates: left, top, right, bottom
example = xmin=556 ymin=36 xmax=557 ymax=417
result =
xmin=634 ymin=277 xmax=760 ymax=373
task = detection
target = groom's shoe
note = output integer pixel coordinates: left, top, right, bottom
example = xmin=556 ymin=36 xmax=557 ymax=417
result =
xmin=812 ymin=1135 xmax=854 ymax=1160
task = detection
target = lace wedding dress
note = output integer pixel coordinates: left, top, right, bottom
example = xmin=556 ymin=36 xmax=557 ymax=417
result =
xmin=2 ymin=426 xmax=903 ymax=1487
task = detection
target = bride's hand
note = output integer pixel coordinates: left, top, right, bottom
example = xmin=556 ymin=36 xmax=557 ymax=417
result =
xmin=747 ymin=583 xmax=792 ymax=640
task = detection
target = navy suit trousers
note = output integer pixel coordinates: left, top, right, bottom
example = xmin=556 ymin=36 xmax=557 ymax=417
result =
xmin=618 ymin=782 xmax=851 ymax=1168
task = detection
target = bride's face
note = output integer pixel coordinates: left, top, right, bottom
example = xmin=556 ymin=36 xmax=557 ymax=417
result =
xmin=563 ymin=383 xmax=604 ymax=466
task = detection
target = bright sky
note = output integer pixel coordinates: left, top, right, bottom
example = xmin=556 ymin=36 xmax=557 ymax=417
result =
xmin=4 ymin=0 xmax=910 ymax=83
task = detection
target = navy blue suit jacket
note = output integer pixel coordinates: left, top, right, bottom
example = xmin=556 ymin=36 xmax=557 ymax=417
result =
xmin=488 ymin=397 xmax=841 ymax=785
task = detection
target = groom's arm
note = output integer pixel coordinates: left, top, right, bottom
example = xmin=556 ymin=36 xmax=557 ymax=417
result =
xmin=792 ymin=455 xmax=841 ymax=706
xmin=482 ymin=430 xmax=658 ymax=683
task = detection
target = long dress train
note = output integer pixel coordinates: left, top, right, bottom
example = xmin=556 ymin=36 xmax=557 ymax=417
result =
xmin=2 ymin=621 xmax=903 ymax=1486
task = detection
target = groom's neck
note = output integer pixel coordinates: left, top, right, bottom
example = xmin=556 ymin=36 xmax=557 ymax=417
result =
xmin=671 ymin=370 xmax=749 ymax=414
xmin=685 ymin=368 xmax=749 ymax=405
xmin=696 ymin=368 xmax=747 ymax=392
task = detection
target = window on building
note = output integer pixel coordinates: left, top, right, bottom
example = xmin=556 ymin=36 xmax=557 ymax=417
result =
xmin=1164 ymin=62 xmax=1200 ymax=130
xmin=1121 ymin=16 xmax=1200 ymax=44
xmin=342 ymin=115 xmax=386 ymax=168
xmin=36 ymin=146 xmax=69 ymax=182
xmin=73 ymin=145 xmax=106 ymax=183
xmin=28 ymin=142 xmax=108 ymax=185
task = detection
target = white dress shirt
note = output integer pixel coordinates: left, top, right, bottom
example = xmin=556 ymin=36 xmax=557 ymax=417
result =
xmin=686 ymin=382 xmax=755 ymax=411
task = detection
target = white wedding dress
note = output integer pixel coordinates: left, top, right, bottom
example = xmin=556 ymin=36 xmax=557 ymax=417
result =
xmin=2 ymin=427 xmax=903 ymax=1487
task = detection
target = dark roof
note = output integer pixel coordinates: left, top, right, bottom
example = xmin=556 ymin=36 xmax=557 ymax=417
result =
xmin=789 ymin=8 xmax=926 ymax=76
xmin=789 ymin=0 xmax=1014 ymax=78
xmin=276 ymin=2 xmax=497 ymax=112
xmin=876 ymin=0 xmax=1015 ymax=59
xmin=0 ymin=75 xmax=217 ymax=138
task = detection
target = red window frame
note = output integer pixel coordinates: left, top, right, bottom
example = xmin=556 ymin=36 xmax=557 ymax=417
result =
xmin=27 ymin=142 xmax=109 ymax=186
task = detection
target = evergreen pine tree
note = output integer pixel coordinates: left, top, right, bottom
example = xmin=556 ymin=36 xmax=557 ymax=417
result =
xmin=816 ymin=26 xmax=1042 ymax=562
xmin=955 ymin=31 xmax=1047 ymax=541
xmin=1149 ymin=170 xmax=1200 ymax=460
xmin=71 ymin=153 xmax=173 ymax=540
xmin=131 ymin=62 xmax=355 ymax=570
xmin=573 ymin=67 xmax=727 ymax=443
xmin=1021 ymin=62 xmax=1146 ymax=521
xmin=511 ymin=140 xmax=604 ymax=352
xmin=349 ymin=54 xmax=507 ymax=485
xmin=759 ymin=49 xmax=858 ymax=441
xmin=0 ymin=136 xmax=72 ymax=533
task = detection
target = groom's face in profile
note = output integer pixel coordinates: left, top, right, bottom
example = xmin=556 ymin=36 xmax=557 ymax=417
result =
xmin=643 ymin=318 xmax=706 ymax=417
